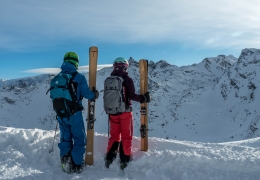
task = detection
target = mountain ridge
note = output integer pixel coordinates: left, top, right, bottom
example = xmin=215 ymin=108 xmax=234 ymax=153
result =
xmin=1 ymin=48 xmax=260 ymax=143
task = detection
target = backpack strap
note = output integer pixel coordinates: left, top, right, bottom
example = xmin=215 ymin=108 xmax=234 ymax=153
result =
xmin=68 ymin=72 xmax=78 ymax=102
xmin=71 ymin=71 xmax=78 ymax=79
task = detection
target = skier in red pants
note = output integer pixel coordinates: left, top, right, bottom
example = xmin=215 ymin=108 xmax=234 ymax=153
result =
xmin=104 ymin=57 xmax=151 ymax=169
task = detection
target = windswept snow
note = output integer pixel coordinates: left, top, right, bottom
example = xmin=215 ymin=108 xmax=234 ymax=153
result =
xmin=0 ymin=126 xmax=260 ymax=180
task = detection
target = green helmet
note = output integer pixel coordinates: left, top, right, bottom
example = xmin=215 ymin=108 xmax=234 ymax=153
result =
xmin=63 ymin=52 xmax=79 ymax=69
xmin=113 ymin=57 xmax=129 ymax=68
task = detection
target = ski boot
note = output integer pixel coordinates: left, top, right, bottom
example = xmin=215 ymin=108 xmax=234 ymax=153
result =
xmin=105 ymin=151 xmax=117 ymax=168
xmin=72 ymin=163 xmax=84 ymax=174
xmin=61 ymin=152 xmax=73 ymax=174
xmin=105 ymin=159 xmax=113 ymax=168
xmin=120 ymin=161 xmax=128 ymax=170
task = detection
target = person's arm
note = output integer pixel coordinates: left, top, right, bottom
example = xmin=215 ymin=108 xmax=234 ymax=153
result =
xmin=78 ymin=74 xmax=95 ymax=100
xmin=126 ymin=78 xmax=144 ymax=102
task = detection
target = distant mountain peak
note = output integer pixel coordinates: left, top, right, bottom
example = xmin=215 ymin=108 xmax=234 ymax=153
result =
xmin=128 ymin=57 xmax=139 ymax=67
xmin=238 ymin=48 xmax=260 ymax=65
xmin=241 ymin=48 xmax=260 ymax=53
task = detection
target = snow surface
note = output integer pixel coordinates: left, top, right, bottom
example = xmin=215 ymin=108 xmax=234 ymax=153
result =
xmin=1 ymin=126 xmax=260 ymax=180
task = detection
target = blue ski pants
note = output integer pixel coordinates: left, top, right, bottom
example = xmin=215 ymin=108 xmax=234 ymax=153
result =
xmin=57 ymin=111 xmax=86 ymax=165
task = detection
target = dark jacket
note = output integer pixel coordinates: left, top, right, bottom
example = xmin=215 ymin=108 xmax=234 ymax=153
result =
xmin=111 ymin=69 xmax=144 ymax=106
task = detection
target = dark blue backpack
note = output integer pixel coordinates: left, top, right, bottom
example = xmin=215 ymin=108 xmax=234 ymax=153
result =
xmin=46 ymin=72 xmax=79 ymax=118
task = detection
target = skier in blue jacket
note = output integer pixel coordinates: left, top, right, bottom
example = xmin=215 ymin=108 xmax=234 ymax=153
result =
xmin=57 ymin=52 xmax=99 ymax=173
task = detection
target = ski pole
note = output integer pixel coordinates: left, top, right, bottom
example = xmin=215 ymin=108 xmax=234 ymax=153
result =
xmin=49 ymin=121 xmax=58 ymax=153
xmin=107 ymin=116 xmax=109 ymax=137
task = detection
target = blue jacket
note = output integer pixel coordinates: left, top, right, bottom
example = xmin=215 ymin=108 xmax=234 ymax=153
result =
xmin=60 ymin=61 xmax=95 ymax=104
xmin=58 ymin=61 xmax=94 ymax=164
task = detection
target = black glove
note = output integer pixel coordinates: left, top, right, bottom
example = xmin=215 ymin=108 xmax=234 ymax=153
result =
xmin=92 ymin=87 xmax=99 ymax=99
xmin=140 ymin=92 xmax=151 ymax=103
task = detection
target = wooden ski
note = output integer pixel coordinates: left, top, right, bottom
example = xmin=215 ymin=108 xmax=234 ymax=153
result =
xmin=85 ymin=46 xmax=98 ymax=165
xmin=139 ymin=59 xmax=149 ymax=151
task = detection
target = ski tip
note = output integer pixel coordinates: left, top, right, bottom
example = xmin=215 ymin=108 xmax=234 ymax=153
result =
xmin=139 ymin=59 xmax=149 ymax=65
xmin=89 ymin=46 xmax=98 ymax=51
xmin=139 ymin=59 xmax=149 ymax=69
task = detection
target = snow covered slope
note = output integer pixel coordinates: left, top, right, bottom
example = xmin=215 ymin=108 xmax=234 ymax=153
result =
xmin=0 ymin=126 xmax=260 ymax=180
xmin=1 ymin=48 xmax=260 ymax=143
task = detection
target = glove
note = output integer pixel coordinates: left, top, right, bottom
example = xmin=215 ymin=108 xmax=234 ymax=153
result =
xmin=92 ymin=87 xmax=99 ymax=99
xmin=140 ymin=92 xmax=151 ymax=103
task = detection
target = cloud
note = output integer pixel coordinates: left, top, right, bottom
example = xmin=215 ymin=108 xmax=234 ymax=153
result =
xmin=23 ymin=64 xmax=112 ymax=74
xmin=23 ymin=68 xmax=60 ymax=74
xmin=1 ymin=0 xmax=260 ymax=51
xmin=205 ymin=38 xmax=216 ymax=44
xmin=231 ymin=32 xmax=243 ymax=37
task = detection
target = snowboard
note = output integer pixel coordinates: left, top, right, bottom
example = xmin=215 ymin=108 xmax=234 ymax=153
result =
xmin=139 ymin=59 xmax=149 ymax=151
xmin=85 ymin=46 xmax=98 ymax=165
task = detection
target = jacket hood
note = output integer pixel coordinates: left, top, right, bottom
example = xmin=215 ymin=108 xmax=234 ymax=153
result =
xmin=111 ymin=69 xmax=129 ymax=77
xmin=60 ymin=61 xmax=77 ymax=74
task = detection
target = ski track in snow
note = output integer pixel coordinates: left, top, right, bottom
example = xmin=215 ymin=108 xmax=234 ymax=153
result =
xmin=0 ymin=126 xmax=260 ymax=180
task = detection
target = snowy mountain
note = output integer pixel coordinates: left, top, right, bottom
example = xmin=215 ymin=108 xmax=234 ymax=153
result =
xmin=1 ymin=48 xmax=260 ymax=143
xmin=1 ymin=48 xmax=260 ymax=179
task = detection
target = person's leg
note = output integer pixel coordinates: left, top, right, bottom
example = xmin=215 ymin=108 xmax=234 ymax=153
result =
xmin=58 ymin=118 xmax=73 ymax=157
xmin=70 ymin=113 xmax=86 ymax=165
xmin=106 ymin=115 xmax=121 ymax=155
xmin=119 ymin=112 xmax=133 ymax=164
xmin=105 ymin=115 xmax=120 ymax=167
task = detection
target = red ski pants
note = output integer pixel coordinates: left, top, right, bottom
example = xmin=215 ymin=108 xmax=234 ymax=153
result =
xmin=106 ymin=112 xmax=133 ymax=156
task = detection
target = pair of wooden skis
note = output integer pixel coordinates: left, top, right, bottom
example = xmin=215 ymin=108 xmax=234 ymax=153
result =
xmin=85 ymin=46 xmax=149 ymax=165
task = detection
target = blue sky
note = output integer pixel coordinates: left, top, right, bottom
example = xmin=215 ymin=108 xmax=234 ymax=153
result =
xmin=1 ymin=0 xmax=260 ymax=80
